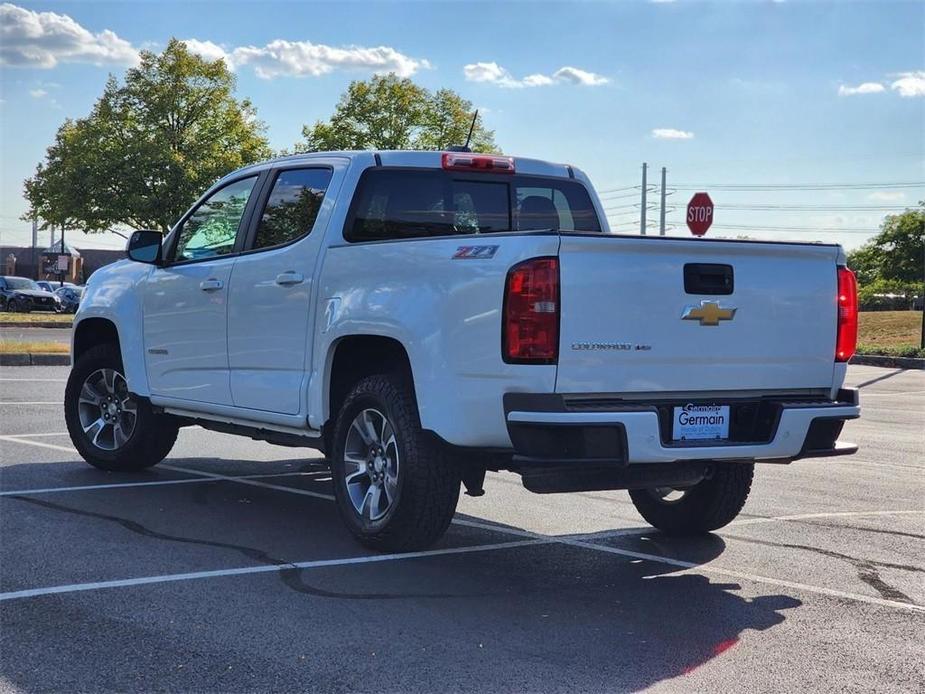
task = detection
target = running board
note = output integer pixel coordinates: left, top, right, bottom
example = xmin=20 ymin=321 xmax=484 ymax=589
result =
xmin=159 ymin=406 xmax=324 ymax=450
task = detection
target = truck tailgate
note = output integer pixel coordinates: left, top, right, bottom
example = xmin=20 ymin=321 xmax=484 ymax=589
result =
xmin=555 ymin=235 xmax=840 ymax=394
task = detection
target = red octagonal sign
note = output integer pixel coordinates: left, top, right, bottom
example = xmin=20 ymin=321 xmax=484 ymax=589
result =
xmin=686 ymin=192 xmax=714 ymax=237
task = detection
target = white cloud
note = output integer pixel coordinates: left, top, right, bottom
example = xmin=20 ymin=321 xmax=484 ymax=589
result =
xmin=0 ymin=2 xmax=138 ymax=68
xmin=463 ymin=61 xmax=608 ymax=88
xmin=230 ymin=40 xmax=429 ymax=79
xmin=522 ymin=73 xmax=555 ymax=87
xmin=553 ymin=66 xmax=609 ymax=86
xmin=180 ymin=39 xmax=231 ymax=66
xmin=867 ymin=191 xmax=905 ymax=202
xmin=28 ymin=88 xmax=47 ymax=98
xmin=652 ymin=128 xmax=694 ymax=140
xmin=890 ymin=71 xmax=925 ymax=98
xmin=463 ymin=62 xmax=519 ymax=87
xmin=0 ymin=4 xmax=428 ymax=80
xmin=837 ymin=82 xmax=885 ymax=96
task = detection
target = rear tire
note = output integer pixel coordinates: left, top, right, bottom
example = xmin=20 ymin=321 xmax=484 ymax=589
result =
xmin=65 ymin=342 xmax=178 ymax=472
xmin=628 ymin=463 xmax=754 ymax=535
xmin=331 ymin=374 xmax=461 ymax=552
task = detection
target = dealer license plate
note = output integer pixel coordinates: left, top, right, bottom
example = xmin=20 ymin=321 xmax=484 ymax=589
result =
xmin=672 ymin=404 xmax=730 ymax=441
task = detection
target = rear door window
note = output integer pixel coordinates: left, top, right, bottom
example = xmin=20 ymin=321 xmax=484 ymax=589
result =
xmin=252 ymin=168 xmax=333 ymax=250
xmin=346 ymin=169 xmax=600 ymax=242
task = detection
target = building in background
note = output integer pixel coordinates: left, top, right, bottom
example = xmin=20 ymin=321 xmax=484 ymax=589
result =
xmin=0 ymin=243 xmax=122 ymax=283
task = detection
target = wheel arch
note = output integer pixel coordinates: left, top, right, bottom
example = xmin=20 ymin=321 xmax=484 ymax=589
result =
xmin=324 ymin=334 xmax=416 ymax=430
xmin=72 ymin=316 xmax=150 ymax=396
xmin=72 ymin=317 xmax=121 ymax=363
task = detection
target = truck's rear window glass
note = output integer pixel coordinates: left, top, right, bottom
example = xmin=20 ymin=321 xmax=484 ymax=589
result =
xmin=346 ymin=169 xmax=601 ymax=242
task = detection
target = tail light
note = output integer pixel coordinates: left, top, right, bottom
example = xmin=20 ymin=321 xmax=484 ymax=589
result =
xmin=835 ymin=266 xmax=858 ymax=362
xmin=442 ymin=152 xmax=515 ymax=174
xmin=503 ymin=257 xmax=559 ymax=363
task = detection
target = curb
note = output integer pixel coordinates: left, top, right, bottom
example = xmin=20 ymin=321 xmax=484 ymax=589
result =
xmin=0 ymin=321 xmax=72 ymax=329
xmin=0 ymin=353 xmax=70 ymax=366
xmin=850 ymin=354 xmax=925 ymax=370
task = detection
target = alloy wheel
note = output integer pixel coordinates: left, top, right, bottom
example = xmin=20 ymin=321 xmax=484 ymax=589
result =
xmin=343 ymin=408 xmax=400 ymax=521
xmin=76 ymin=368 xmax=138 ymax=451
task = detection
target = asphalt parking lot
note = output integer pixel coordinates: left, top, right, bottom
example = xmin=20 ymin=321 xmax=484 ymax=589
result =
xmin=0 ymin=364 xmax=922 ymax=693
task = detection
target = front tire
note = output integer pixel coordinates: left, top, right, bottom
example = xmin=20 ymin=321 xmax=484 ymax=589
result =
xmin=65 ymin=342 xmax=178 ymax=471
xmin=331 ymin=374 xmax=461 ymax=552
xmin=628 ymin=463 xmax=754 ymax=535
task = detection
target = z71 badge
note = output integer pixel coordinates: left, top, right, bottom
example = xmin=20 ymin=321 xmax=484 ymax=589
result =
xmin=453 ymin=245 xmax=499 ymax=259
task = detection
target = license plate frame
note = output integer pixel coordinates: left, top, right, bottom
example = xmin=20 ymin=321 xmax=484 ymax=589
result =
xmin=671 ymin=404 xmax=731 ymax=442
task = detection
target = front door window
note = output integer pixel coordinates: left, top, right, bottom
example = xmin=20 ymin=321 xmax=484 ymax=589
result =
xmin=173 ymin=177 xmax=257 ymax=262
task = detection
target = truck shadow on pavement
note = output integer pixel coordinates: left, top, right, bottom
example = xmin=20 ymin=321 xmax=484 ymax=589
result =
xmin=1 ymin=456 xmax=802 ymax=692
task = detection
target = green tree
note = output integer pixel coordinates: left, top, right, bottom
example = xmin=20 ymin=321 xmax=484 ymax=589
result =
xmin=24 ymin=39 xmax=271 ymax=233
xmin=848 ymin=203 xmax=925 ymax=285
xmin=298 ymin=74 xmax=498 ymax=153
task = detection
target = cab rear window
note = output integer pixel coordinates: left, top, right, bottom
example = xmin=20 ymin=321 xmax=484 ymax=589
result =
xmin=345 ymin=169 xmax=601 ymax=242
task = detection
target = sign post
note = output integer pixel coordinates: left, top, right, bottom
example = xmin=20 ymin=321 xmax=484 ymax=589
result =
xmin=686 ymin=192 xmax=714 ymax=237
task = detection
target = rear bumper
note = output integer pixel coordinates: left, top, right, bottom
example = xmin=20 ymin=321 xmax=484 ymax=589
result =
xmin=504 ymin=389 xmax=860 ymax=465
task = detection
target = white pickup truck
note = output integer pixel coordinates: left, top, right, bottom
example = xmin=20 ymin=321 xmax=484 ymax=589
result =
xmin=65 ymin=150 xmax=861 ymax=550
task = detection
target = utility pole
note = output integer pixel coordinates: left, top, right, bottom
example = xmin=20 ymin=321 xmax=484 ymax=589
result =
xmin=59 ymin=225 xmax=66 ymax=288
xmin=659 ymin=166 xmax=667 ymax=236
xmin=640 ymin=162 xmax=647 ymax=236
xmin=31 ymin=217 xmax=37 ymax=280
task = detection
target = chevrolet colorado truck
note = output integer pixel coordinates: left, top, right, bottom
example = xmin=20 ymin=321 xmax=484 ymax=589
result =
xmin=64 ymin=150 xmax=861 ymax=550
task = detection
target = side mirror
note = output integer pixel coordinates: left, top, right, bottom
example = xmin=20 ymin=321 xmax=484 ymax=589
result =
xmin=126 ymin=230 xmax=163 ymax=265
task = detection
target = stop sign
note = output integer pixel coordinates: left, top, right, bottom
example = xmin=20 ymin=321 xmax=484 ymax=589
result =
xmin=686 ymin=192 xmax=714 ymax=237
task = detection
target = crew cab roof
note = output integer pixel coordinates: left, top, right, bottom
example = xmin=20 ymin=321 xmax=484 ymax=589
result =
xmin=220 ymin=150 xmax=581 ymax=185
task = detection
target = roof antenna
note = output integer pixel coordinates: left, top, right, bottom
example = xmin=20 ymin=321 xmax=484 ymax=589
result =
xmin=447 ymin=110 xmax=478 ymax=152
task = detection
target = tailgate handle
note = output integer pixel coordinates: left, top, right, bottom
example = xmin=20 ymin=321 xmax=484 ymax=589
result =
xmin=684 ymin=264 xmax=734 ymax=295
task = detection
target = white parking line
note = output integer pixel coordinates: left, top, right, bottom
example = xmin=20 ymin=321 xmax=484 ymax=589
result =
xmin=0 ymin=471 xmax=321 ymax=497
xmin=162 ymin=464 xmax=335 ymax=502
xmin=731 ymin=510 xmax=925 ymax=526
xmin=559 ymin=538 xmax=925 ymax=614
xmin=0 ymin=538 xmax=551 ymax=602
xmin=4 ymin=431 xmax=924 ymax=612
xmin=0 ymin=379 xmax=67 ymax=383
xmin=456 ymin=518 xmax=925 ymax=613
xmin=0 ymin=402 xmax=61 ymax=406
xmin=0 ymin=435 xmax=75 ymax=453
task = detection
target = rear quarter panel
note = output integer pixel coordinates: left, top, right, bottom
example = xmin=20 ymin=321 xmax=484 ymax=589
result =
xmin=312 ymin=234 xmax=560 ymax=447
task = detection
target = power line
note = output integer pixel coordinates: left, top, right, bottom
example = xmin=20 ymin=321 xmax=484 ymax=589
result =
xmin=598 ymin=190 xmax=643 ymax=201
xmin=712 ymin=204 xmax=907 ymax=211
xmin=707 ymin=224 xmax=877 ymax=235
xmin=596 ymin=185 xmax=639 ymax=195
xmin=669 ymin=181 xmax=924 ymax=191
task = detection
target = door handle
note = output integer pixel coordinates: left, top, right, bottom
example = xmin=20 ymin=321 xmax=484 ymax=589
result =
xmin=275 ymin=271 xmax=305 ymax=286
xmin=199 ymin=278 xmax=224 ymax=291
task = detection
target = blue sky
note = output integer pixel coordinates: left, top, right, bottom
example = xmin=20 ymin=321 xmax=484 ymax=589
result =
xmin=1 ymin=0 xmax=923 ymax=251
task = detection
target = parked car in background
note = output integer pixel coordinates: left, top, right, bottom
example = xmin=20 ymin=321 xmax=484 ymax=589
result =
xmin=0 ymin=276 xmax=62 ymax=313
xmin=37 ymin=280 xmax=77 ymax=293
xmin=55 ymin=285 xmax=84 ymax=313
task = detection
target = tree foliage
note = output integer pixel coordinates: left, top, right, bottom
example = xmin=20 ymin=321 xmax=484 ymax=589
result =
xmin=24 ymin=39 xmax=271 ymax=233
xmin=847 ymin=203 xmax=924 ymax=286
xmin=298 ymin=74 xmax=498 ymax=153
